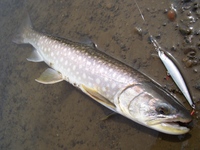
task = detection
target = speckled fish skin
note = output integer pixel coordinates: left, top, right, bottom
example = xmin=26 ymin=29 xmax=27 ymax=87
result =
xmin=13 ymin=16 xmax=192 ymax=135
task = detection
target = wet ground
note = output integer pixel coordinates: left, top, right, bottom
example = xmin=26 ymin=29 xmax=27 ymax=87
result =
xmin=1 ymin=0 xmax=200 ymax=149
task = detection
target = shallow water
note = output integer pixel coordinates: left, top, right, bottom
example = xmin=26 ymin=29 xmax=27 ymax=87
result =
xmin=1 ymin=0 xmax=200 ymax=149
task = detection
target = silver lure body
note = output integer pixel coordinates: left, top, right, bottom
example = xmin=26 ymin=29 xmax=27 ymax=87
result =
xmin=150 ymin=36 xmax=195 ymax=109
xmin=13 ymin=16 xmax=192 ymax=135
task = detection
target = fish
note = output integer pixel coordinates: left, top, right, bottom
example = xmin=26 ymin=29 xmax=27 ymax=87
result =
xmin=13 ymin=15 xmax=192 ymax=135
xmin=150 ymin=37 xmax=195 ymax=109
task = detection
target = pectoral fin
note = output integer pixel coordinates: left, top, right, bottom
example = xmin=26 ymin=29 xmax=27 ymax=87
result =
xmin=35 ymin=68 xmax=63 ymax=84
xmin=81 ymin=85 xmax=116 ymax=110
xmin=27 ymin=49 xmax=43 ymax=62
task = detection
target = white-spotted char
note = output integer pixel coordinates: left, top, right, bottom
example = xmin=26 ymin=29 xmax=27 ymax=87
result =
xmin=13 ymin=15 xmax=192 ymax=135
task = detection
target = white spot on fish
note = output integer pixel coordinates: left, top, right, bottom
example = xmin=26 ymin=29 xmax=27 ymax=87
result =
xmin=100 ymin=68 xmax=104 ymax=72
xmin=71 ymin=56 xmax=75 ymax=60
xmin=78 ymin=64 xmax=82 ymax=69
xmin=88 ymin=76 xmax=93 ymax=81
xmin=96 ymin=65 xmax=100 ymax=68
xmin=78 ymin=76 xmax=81 ymax=81
xmin=105 ymin=93 xmax=110 ymax=99
xmin=104 ymin=77 xmax=108 ymax=82
xmin=102 ymin=87 xmax=106 ymax=92
xmin=87 ymin=61 xmax=91 ymax=65
xmin=82 ymin=58 xmax=86 ymax=62
xmin=83 ymin=73 xmax=86 ymax=79
xmin=56 ymin=51 xmax=60 ymax=55
xmin=111 ymin=83 xmax=116 ymax=89
xmin=51 ymin=52 xmax=54 ymax=57
xmin=88 ymin=82 xmax=92 ymax=87
xmin=72 ymin=66 xmax=76 ymax=71
xmin=96 ymin=78 xmax=100 ymax=84
xmin=112 ymin=72 xmax=116 ymax=78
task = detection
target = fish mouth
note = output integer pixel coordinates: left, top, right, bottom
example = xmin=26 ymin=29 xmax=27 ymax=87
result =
xmin=159 ymin=121 xmax=191 ymax=134
xmin=146 ymin=118 xmax=192 ymax=135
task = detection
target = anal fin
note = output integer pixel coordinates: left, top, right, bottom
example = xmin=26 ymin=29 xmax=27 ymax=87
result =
xmin=81 ymin=85 xmax=116 ymax=110
xmin=35 ymin=68 xmax=63 ymax=84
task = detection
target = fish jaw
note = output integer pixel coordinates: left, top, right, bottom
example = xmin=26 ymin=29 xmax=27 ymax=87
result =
xmin=145 ymin=113 xmax=192 ymax=135
xmin=115 ymin=82 xmax=192 ymax=135
xmin=148 ymin=122 xmax=190 ymax=135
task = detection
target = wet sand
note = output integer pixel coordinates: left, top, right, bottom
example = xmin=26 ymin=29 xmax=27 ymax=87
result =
xmin=0 ymin=0 xmax=200 ymax=149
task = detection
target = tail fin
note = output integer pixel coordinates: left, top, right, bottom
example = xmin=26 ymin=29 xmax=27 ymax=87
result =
xmin=12 ymin=14 xmax=33 ymax=44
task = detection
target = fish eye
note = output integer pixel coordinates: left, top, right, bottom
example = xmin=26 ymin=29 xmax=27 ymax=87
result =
xmin=156 ymin=105 xmax=170 ymax=115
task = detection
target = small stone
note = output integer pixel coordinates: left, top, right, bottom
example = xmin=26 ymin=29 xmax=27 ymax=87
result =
xmin=167 ymin=9 xmax=176 ymax=21
xmin=193 ymin=68 xmax=198 ymax=73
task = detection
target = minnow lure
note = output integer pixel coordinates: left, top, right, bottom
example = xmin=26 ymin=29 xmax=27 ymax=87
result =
xmin=150 ymin=37 xmax=195 ymax=109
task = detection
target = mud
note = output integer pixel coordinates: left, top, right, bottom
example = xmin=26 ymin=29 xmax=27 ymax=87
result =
xmin=0 ymin=0 xmax=200 ymax=149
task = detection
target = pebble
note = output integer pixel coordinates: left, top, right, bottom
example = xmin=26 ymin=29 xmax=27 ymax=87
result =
xmin=167 ymin=9 xmax=176 ymax=21
xmin=193 ymin=68 xmax=198 ymax=73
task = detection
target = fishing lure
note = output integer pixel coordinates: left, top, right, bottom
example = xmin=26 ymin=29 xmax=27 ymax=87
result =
xmin=150 ymin=37 xmax=195 ymax=110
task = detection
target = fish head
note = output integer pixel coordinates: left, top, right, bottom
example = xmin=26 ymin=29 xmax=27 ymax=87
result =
xmin=116 ymin=82 xmax=192 ymax=135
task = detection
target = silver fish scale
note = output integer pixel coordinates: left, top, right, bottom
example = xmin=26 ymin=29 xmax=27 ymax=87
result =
xmin=27 ymin=30 xmax=150 ymax=103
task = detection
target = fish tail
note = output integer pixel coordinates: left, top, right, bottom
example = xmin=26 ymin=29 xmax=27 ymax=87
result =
xmin=12 ymin=14 xmax=33 ymax=44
